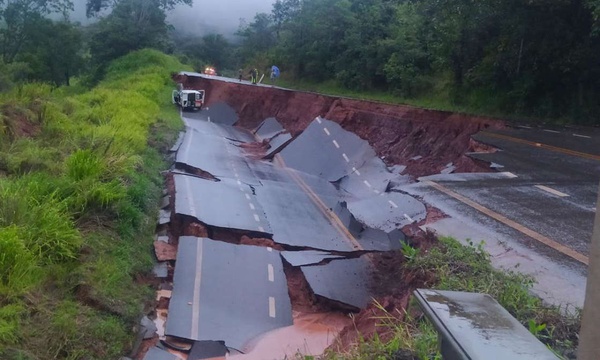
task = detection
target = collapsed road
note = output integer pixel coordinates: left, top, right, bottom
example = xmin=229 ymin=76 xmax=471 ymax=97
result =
xmin=141 ymin=72 xmax=598 ymax=359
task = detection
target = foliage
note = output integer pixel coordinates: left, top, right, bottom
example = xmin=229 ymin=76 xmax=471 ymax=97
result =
xmin=0 ymin=49 xmax=188 ymax=358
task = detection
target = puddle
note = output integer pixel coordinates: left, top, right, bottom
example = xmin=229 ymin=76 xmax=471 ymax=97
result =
xmin=230 ymin=312 xmax=351 ymax=360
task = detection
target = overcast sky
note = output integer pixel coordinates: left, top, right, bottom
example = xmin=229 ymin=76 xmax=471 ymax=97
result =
xmin=71 ymin=0 xmax=276 ymax=37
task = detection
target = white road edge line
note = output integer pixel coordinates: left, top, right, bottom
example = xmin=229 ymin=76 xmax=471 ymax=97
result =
xmin=535 ymin=185 xmax=569 ymax=197
xmin=573 ymin=133 xmax=591 ymax=139
xmin=253 ymin=214 xmax=261 ymax=222
xmin=267 ymin=264 xmax=274 ymax=282
xmin=323 ymin=128 xmax=331 ymax=136
xmin=543 ymin=129 xmax=560 ymax=134
xmin=342 ymin=153 xmax=350 ymax=162
xmin=316 ymin=118 xmax=322 ymax=124
xmin=184 ymin=176 xmax=197 ymax=218
xmin=269 ymin=297 xmax=276 ymax=318
xmin=332 ymin=140 xmax=340 ymax=148
xmin=404 ymin=214 xmax=414 ymax=223
xmin=388 ymin=200 xmax=398 ymax=208
xmin=191 ymin=240 xmax=203 ymax=339
xmin=249 ymin=203 xmax=256 ymax=210
xmin=258 ymin=226 xmax=265 ymax=232
xmin=245 ymin=194 xmax=251 ymax=200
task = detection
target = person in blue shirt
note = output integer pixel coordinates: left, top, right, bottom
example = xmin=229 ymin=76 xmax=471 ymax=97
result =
xmin=270 ymin=65 xmax=280 ymax=83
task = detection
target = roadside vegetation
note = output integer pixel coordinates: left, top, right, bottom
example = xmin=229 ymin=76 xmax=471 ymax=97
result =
xmin=0 ymin=49 xmax=188 ymax=359
xmin=323 ymin=237 xmax=580 ymax=360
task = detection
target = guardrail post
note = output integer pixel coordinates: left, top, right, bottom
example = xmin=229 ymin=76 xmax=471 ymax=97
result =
xmin=578 ymin=183 xmax=600 ymax=360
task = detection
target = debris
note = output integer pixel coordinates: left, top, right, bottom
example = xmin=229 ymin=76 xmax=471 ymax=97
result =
xmin=281 ymin=250 xmax=345 ymax=267
xmin=154 ymin=241 xmax=177 ymax=261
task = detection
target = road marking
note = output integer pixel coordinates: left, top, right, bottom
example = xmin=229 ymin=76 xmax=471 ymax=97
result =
xmin=518 ymin=125 xmax=532 ymax=129
xmin=237 ymin=180 xmax=242 ymax=185
xmin=424 ymin=180 xmax=588 ymax=265
xmin=573 ymin=133 xmax=591 ymax=139
xmin=258 ymin=226 xmax=265 ymax=232
xmin=245 ymin=194 xmax=251 ymax=200
xmin=249 ymin=203 xmax=256 ymax=210
xmin=535 ymin=185 xmax=569 ymax=197
xmin=543 ymin=129 xmax=560 ymax=134
xmin=191 ymin=240 xmax=204 ymax=339
xmin=363 ymin=180 xmax=372 ymax=188
xmin=267 ymin=247 xmax=273 ymax=252
xmin=374 ymin=189 xmax=380 ymax=194
xmin=323 ymin=128 xmax=331 ymax=136
xmin=389 ymin=200 xmax=398 ymax=208
xmin=208 ymin=116 xmax=211 ymax=123
xmin=332 ymin=140 xmax=340 ymax=148
xmin=352 ymin=167 xmax=361 ymax=176
xmin=482 ymin=132 xmax=600 ymax=162
xmin=504 ymin=172 xmax=518 ymax=178
xmin=184 ymin=176 xmax=197 ymax=218
xmin=342 ymin=153 xmax=350 ymax=162
xmin=269 ymin=297 xmax=276 ymax=318
xmin=404 ymin=214 xmax=414 ymax=223
xmin=253 ymin=214 xmax=261 ymax=222
xmin=316 ymin=118 xmax=322 ymax=124
xmin=267 ymin=264 xmax=274 ymax=282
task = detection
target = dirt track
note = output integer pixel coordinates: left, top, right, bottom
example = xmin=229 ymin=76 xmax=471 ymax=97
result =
xmin=175 ymin=74 xmax=504 ymax=177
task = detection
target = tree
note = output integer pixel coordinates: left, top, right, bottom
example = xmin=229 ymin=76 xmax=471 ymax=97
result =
xmin=89 ymin=0 xmax=170 ymax=68
xmin=85 ymin=0 xmax=192 ymax=17
xmin=0 ymin=0 xmax=73 ymax=63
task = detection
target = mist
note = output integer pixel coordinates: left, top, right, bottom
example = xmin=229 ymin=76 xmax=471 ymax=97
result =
xmin=69 ymin=0 xmax=275 ymax=37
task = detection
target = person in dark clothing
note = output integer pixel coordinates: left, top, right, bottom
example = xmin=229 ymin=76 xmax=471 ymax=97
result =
xmin=249 ymin=68 xmax=258 ymax=84
xmin=238 ymin=69 xmax=243 ymax=82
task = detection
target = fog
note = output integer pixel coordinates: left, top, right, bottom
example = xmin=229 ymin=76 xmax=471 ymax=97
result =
xmin=70 ymin=0 xmax=275 ymax=37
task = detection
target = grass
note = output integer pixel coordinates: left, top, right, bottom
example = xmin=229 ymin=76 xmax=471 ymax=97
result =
xmin=324 ymin=237 xmax=580 ymax=360
xmin=0 ymin=49 xmax=189 ymax=359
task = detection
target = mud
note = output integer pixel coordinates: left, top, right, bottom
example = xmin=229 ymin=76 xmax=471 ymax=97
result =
xmin=175 ymin=75 xmax=504 ymax=178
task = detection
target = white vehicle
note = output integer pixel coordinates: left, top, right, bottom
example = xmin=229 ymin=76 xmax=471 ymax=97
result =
xmin=172 ymin=89 xmax=205 ymax=111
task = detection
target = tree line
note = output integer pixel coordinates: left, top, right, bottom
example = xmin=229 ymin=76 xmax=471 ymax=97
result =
xmin=237 ymin=0 xmax=600 ymax=123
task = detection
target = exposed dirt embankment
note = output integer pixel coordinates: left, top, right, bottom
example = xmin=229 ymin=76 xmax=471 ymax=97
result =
xmin=175 ymin=75 xmax=504 ymax=177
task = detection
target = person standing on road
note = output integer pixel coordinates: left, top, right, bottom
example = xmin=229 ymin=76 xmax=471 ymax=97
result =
xmin=238 ymin=69 xmax=243 ymax=82
xmin=250 ymin=68 xmax=258 ymax=84
xmin=270 ymin=65 xmax=280 ymax=84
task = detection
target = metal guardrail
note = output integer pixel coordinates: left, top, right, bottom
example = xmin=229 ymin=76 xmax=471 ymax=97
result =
xmin=414 ymin=289 xmax=559 ymax=360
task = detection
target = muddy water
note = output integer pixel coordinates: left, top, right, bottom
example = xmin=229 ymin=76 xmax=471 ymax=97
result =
xmin=230 ymin=312 xmax=352 ymax=359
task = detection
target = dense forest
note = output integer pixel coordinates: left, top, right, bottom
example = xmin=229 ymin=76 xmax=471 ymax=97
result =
xmin=236 ymin=0 xmax=600 ymax=123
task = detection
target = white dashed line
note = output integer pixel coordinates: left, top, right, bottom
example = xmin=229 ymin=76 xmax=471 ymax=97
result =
xmin=237 ymin=180 xmax=242 ymax=185
xmin=543 ymin=129 xmax=560 ymax=134
xmin=267 ymin=247 xmax=273 ymax=252
xmin=352 ymin=167 xmax=361 ymax=176
xmin=332 ymin=140 xmax=340 ymax=148
xmin=323 ymin=128 xmax=331 ymax=136
xmin=363 ymin=180 xmax=372 ymax=188
xmin=253 ymin=214 xmax=261 ymax=222
xmin=249 ymin=203 xmax=256 ymax=210
xmin=518 ymin=125 xmax=532 ymax=129
xmin=245 ymin=194 xmax=251 ymax=200
xmin=404 ymin=214 xmax=414 ymax=223
xmin=504 ymin=172 xmax=518 ymax=178
xmin=208 ymin=116 xmax=211 ymax=123
xmin=267 ymin=264 xmax=274 ymax=282
xmin=374 ymin=189 xmax=380 ymax=194
xmin=573 ymin=133 xmax=591 ymax=139
xmin=388 ymin=200 xmax=398 ymax=208
xmin=342 ymin=153 xmax=350 ymax=162
xmin=535 ymin=185 xmax=569 ymax=197
xmin=184 ymin=176 xmax=197 ymax=218
xmin=316 ymin=118 xmax=322 ymax=124
xmin=258 ymin=226 xmax=265 ymax=232
xmin=269 ymin=297 xmax=276 ymax=318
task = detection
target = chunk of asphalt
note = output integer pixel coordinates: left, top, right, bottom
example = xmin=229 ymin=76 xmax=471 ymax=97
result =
xmin=281 ymin=250 xmax=345 ymax=267
xmin=153 ymin=262 xmax=169 ymax=278
xmin=188 ymin=341 xmax=228 ymax=360
xmin=140 ymin=316 xmax=158 ymax=339
xmin=263 ymin=133 xmax=293 ymax=159
xmin=201 ymin=102 xmax=239 ymax=126
xmin=338 ymin=157 xmax=395 ymax=199
xmin=279 ymin=117 xmax=375 ymax=182
xmin=441 ymin=165 xmax=457 ymax=174
xmin=158 ymin=209 xmax=171 ymax=225
xmin=255 ymin=117 xmax=285 ymax=140
xmin=174 ymin=174 xmax=272 ymax=234
xmin=300 ymin=256 xmax=374 ymax=309
xmin=166 ymin=237 xmax=293 ymax=351
xmin=169 ymin=131 xmax=185 ymax=152
xmin=143 ymin=347 xmax=182 ymax=360
xmin=347 ymin=193 xmax=427 ymax=233
xmin=160 ymin=195 xmax=170 ymax=209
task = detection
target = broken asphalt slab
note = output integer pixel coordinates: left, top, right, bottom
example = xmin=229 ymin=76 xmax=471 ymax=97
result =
xmin=255 ymin=117 xmax=285 ymax=140
xmin=189 ymin=341 xmax=228 ymax=360
xmin=166 ymin=237 xmax=293 ymax=351
xmin=347 ymin=192 xmax=427 ymax=232
xmin=201 ymin=102 xmax=239 ymax=126
xmin=280 ymin=250 xmax=345 ymax=267
xmin=338 ymin=156 xmax=396 ymax=199
xmin=143 ymin=347 xmax=181 ymax=360
xmin=301 ymin=256 xmax=374 ymax=309
xmin=174 ymin=174 xmax=272 ymax=234
xmin=279 ymin=117 xmax=375 ymax=182
xmin=264 ymin=132 xmax=293 ymax=159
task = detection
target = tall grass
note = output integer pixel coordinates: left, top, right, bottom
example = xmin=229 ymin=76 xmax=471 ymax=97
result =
xmin=0 ymin=49 xmax=190 ymax=359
